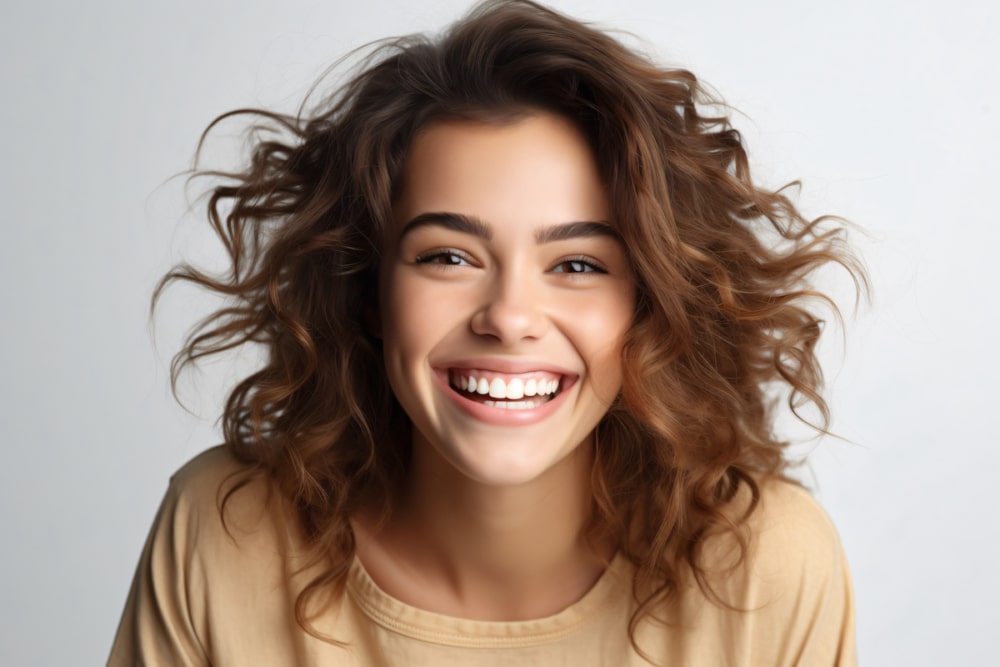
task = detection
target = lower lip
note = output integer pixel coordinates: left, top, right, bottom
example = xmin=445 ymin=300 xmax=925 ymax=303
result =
xmin=434 ymin=373 xmax=573 ymax=426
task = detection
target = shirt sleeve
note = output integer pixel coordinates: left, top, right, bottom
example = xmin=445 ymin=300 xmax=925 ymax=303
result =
xmin=107 ymin=462 xmax=215 ymax=666
xmin=737 ymin=480 xmax=858 ymax=667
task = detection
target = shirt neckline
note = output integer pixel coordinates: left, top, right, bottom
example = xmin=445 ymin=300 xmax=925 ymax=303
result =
xmin=346 ymin=552 xmax=629 ymax=648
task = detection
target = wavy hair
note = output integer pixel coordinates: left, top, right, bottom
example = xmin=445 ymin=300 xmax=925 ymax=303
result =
xmin=157 ymin=0 xmax=865 ymax=655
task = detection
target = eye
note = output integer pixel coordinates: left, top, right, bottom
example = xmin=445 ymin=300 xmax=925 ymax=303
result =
xmin=550 ymin=257 xmax=607 ymax=274
xmin=415 ymin=249 xmax=473 ymax=267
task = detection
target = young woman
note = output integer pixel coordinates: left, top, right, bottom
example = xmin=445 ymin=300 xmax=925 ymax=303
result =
xmin=111 ymin=1 xmax=862 ymax=664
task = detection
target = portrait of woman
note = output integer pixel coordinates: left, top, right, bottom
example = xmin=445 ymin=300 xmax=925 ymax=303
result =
xmin=107 ymin=1 xmax=860 ymax=664
xmin=5 ymin=0 xmax=997 ymax=665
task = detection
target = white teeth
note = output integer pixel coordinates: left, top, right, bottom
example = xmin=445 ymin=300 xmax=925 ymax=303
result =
xmin=458 ymin=373 xmax=561 ymax=400
xmin=483 ymin=400 xmax=541 ymax=410
xmin=507 ymin=378 xmax=524 ymax=399
xmin=489 ymin=378 xmax=505 ymax=398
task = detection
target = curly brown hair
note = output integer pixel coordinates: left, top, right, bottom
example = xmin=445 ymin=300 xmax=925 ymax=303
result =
xmin=157 ymin=0 xmax=865 ymax=653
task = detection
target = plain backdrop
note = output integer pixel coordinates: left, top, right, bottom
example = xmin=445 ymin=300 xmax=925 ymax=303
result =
xmin=2 ymin=0 xmax=998 ymax=664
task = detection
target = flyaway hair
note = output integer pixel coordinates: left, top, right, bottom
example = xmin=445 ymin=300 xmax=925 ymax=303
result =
xmin=155 ymin=0 xmax=866 ymax=655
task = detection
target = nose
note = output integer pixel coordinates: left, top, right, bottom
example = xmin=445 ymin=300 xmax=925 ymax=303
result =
xmin=469 ymin=270 xmax=550 ymax=344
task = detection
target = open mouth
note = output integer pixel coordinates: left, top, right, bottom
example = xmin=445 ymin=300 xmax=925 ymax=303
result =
xmin=448 ymin=369 xmax=563 ymax=410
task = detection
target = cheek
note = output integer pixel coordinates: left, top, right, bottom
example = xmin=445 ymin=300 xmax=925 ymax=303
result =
xmin=380 ymin=269 xmax=465 ymax=360
xmin=565 ymin=291 xmax=634 ymax=389
xmin=582 ymin=284 xmax=634 ymax=341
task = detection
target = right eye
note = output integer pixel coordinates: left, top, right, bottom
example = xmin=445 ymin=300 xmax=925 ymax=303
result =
xmin=414 ymin=249 xmax=473 ymax=266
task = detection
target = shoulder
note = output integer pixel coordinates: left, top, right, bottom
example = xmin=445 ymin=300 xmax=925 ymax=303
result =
xmin=166 ymin=445 xmax=255 ymax=509
xmin=682 ymin=477 xmax=857 ymax=666
xmin=156 ymin=446 xmax=300 ymax=557
xmin=699 ymin=477 xmax=847 ymax=576
xmin=109 ymin=447 xmax=311 ymax=665
xmin=748 ymin=478 xmax=847 ymax=578
xmin=711 ymin=477 xmax=852 ymax=606
xmin=171 ymin=443 xmax=242 ymax=483
xmin=160 ymin=446 xmax=273 ymax=525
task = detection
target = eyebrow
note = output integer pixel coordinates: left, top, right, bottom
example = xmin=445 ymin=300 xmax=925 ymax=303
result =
xmin=399 ymin=212 xmax=619 ymax=244
xmin=535 ymin=220 xmax=618 ymax=244
xmin=400 ymin=212 xmax=493 ymax=241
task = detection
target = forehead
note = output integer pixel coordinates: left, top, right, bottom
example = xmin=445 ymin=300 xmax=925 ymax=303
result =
xmin=392 ymin=112 xmax=610 ymax=231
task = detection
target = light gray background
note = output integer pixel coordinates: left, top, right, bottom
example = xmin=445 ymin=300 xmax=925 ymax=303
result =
xmin=2 ymin=0 xmax=997 ymax=664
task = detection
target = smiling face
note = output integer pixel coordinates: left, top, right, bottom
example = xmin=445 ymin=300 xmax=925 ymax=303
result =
xmin=379 ymin=112 xmax=635 ymax=488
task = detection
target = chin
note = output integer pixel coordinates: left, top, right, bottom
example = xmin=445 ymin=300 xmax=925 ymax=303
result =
xmin=435 ymin=431 xmax=590 ymax=489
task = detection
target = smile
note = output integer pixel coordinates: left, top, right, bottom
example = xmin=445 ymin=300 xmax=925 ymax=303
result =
xmin=447 ymin=369 xmax=565 ymax=411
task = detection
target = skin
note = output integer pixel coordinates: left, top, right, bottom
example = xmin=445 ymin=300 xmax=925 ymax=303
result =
xmin=354 ymin=112 xmax=635 ymax=621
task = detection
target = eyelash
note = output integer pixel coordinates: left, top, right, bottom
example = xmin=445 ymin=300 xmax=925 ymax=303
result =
xmin=549 ymin=256 xmax=608 ymax=274
xmin=414 ymin=249 xmax=475 ymax=267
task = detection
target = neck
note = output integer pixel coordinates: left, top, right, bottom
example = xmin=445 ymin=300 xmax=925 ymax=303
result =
xmin=354 ymin=435 xmax=613 ymax=620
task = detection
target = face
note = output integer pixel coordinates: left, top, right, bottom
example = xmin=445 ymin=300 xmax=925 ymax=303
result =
xmin=379 ymin=112 xmax=635 ymax=488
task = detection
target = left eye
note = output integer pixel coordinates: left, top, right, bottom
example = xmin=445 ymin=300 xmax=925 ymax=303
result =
xmin=551 ymin=259 xmax=605 ymax=274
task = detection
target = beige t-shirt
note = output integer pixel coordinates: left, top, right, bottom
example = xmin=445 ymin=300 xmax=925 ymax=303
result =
xmin=109 ymin=447 xmax=856 ymax=666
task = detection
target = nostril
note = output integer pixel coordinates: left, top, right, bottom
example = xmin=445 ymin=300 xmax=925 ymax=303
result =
xmin=469 ymin=298 xmax=550 ymax=342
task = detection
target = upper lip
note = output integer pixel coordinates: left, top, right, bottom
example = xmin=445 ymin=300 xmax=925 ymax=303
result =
xmin=433 ymin=357 xmax=578 ymax=377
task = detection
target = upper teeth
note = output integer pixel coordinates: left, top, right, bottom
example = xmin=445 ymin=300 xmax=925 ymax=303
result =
xmin=458 ymin=375 xmax=560 ymax=399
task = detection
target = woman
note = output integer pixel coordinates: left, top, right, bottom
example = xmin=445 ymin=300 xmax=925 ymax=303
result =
xmin=111 ymin=1 xmax=862 ymax=664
